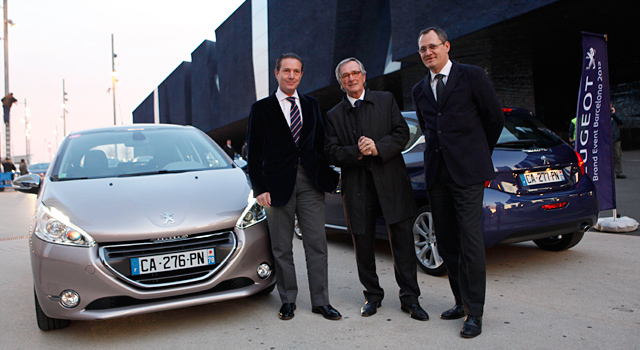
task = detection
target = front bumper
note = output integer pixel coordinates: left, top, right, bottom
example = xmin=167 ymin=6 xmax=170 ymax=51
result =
xmin=30 ymin=222 xmax=274 ymax=321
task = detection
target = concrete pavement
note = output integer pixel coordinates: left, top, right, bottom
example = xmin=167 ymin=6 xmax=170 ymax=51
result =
xmin=0 ymin=152 xmax=639 ymax=349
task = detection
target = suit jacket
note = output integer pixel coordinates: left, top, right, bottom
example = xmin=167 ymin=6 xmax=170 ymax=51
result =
xmin=247 ymin=91 xmax=338 ymax=207
xmin=325 ymin=89 xmax=417 ymax=235
xmin=412 ymin=61 xmax=504 ymax=188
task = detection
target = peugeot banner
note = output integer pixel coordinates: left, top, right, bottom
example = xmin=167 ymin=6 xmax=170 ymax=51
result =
xmin=575 ymin=32 xmax=615 ymax=210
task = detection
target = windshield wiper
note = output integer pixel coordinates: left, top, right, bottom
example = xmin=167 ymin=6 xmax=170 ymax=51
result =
xmin=117 ymin=169 xmax=190 ymax=177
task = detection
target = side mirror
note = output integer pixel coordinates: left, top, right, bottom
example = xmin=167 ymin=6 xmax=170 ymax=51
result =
xmin=234 ymin=158 xmax=247 ymax=170
xmin=13 ymin=174 xmax=42 ymax=194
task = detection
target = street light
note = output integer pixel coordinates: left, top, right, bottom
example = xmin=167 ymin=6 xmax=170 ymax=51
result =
xmin=111 ymin=34 xmax=119 ymax=125
xmin=2 ymin=0 xmax=15 ymax=159
xmin=60 ymin=79 xmax=68 ymax=137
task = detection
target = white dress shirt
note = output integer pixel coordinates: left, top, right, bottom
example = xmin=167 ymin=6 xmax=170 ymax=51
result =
xmin=430 ymin=60 xmax=452 ymax=101
xmin=275 ymin=87 xmax=303 ymax=127
xmin=347 ymin=89 xmax=366 ymax=108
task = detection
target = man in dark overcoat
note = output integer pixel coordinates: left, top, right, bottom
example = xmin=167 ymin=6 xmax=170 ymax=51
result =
xmin=325 ymin=57 xmax=428 ymax=321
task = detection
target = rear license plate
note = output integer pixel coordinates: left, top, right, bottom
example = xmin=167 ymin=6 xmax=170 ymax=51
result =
xmin=520 ymin=170 xmax=565 ymax=186
xmin=130 ymin=249 xmax=215 ymax=275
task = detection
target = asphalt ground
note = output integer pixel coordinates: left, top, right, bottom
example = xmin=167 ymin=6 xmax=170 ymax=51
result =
xmin=0 ymin=151 xmax=638 ymax=349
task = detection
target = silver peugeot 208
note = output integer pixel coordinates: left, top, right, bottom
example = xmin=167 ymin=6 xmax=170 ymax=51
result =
xmin=13 ymin=124 xmax=274 ymax=331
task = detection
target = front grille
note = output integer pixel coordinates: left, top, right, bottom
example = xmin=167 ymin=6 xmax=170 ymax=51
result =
xmin=99 ymin=231 xmax=237 ymax=288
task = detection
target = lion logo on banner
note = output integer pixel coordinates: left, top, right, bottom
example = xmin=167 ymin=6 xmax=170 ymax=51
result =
xmin=586 ymin=47 xmax=596 ymax=70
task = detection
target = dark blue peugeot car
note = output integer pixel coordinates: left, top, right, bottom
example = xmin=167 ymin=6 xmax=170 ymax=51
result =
xmin=322 ymin=108 xmax=599 ymax=276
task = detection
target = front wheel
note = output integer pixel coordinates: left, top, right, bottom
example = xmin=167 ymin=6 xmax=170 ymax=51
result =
xmin=533 ymin=231 xmax=584 ymax=251
xmin=413 ymin=205 xmax=446 ymax=276
xmin=34 ymin=290 xmax=70 ymax=331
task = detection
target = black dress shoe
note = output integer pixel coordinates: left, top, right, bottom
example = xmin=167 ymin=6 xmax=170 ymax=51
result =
xmin=617 ymin=174 xmax=627 ymax=179
xmin=441 ymin=305 xmax=465 ymax=320
xmin=311 ymin=304 xmax=342 ymax=320
xmin=361 ymin=300 xmax=382 ymax=317
xmin=400 ymin=303 xmax=429 ymax=321
xmin=278 ymin=303 xmax=296 ymax=320
xmin=460 ymin=316 xmax=482 ymax=338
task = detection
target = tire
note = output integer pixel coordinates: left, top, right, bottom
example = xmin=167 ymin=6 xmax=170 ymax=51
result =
xmin=34 ymin=290 xmax=70 ymax=331
xmin=413 ymin=205 xmax=446 ymax=276
xmin=533 ymin=231 xmax=584 ymax=251
xmin=254 ymin=282 xmax=276 ymax=296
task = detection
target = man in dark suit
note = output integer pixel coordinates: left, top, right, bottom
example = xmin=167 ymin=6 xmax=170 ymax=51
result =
xmin=412 ymin=27 xmax=504 ymax=338
xmin=325 ymin=58 xmax=428 ymax=321
xmin=223 ymin=139 xmax=235 ymax=159
xmin=247 ymin=52 xmax=341 ymax=321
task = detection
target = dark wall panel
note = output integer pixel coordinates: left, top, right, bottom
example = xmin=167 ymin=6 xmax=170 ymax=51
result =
xmin=190 ymin=40 xmax=219 ymax=133
xmin=389 ymin=0 xmax=557 ymax=61
xmin=132 ymin=92 xmax=154 ymax=124
xmin=267 ymin=0 xmax=338 ymax=94
xmin=158 ymin=62 xmax=192 ymax=125
xmin=215 ymin=1 xmax=255 ymax=129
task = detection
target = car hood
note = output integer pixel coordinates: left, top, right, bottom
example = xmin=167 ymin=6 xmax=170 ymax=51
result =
xmin=40 ymin=168 xmax=251 ymax=242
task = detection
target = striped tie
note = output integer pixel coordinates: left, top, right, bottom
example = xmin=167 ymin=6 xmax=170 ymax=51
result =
xmin=287 ymin=97 xmax=302 ymax=146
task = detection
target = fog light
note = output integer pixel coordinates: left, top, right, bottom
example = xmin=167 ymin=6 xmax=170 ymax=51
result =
xmin=257 ymin=263 xmax=272 ymax=279
xmin=59 ymin=290 xmax=80 ymax=308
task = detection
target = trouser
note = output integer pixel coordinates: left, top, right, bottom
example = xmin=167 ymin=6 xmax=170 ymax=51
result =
xmin=265 ymin=166 xmax=329 ymax=306
xmin=613 ymin=141 xmax=623 ymax=176
xmin=428 ymin=159 xmax=486 ymax=317
xmin=351 ymin=171 xmax=421 ymax=306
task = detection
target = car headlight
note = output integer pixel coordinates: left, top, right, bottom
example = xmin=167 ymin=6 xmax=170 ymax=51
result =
xmin=236 ymin=191 xmax=266 ymax=229
xmin=34 ymin=204 xmax=96 ymax=247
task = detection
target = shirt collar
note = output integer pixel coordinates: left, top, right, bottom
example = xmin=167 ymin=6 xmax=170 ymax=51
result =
xmin=347 ymin=89 xmax=366 ymax=107
xmin=430 ymin=60 xmax=453 ymax=82
xmin=276 ymin=87 xmax=299 ymax=102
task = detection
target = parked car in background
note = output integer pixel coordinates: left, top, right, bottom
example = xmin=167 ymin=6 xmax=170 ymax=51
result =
xmin=322 ymin=108 xmax=599 ymax=276
xmin=27 ymin=162 xmax=50 ymax=178
xmin=13 ymin=124 xmax=275 ymax=331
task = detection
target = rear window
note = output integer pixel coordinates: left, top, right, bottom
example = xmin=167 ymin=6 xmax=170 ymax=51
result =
xmin=497 ymin=116 xmax=564 ymax=149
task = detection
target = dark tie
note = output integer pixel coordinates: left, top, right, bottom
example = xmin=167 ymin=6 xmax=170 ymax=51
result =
xmin=355 ymin=99 xmax=363 ymax=109
xmin=287 ymin=97 xmax=301 ymax=146
xmin=435 ymin=74 xmax=445 ymax=105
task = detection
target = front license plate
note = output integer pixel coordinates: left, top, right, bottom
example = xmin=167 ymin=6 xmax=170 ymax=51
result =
xmin=520 ymin=170 xmax=565 ymax=186
xmin=130 ymin=249 xmax=215 ymax=275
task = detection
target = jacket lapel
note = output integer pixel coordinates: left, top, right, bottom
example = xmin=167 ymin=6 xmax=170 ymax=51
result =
xmin=421 ymin=75 xmax=438 ymax=109
xmin=439 ymin=61 xmax=461 ymax=108
xmin=267 ymin=93 xmax=295 ymax=141
xmin=299 ymin=94 xmax=314 ymax=142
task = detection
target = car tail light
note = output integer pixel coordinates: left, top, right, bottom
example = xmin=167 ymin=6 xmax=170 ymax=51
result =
xmin=484 ymin=180 xmax=491 ymax=188
xmin=542 ymin=202 xmax=567 ymax=210
xmin=574 ymin=150 xmax=585 ymax=175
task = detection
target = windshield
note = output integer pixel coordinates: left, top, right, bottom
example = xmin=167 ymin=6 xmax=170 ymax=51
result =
xmin=497 ymin=115 xmax=563 ymax=148
xmin=51 ymin=127 xmax=232 ymax=181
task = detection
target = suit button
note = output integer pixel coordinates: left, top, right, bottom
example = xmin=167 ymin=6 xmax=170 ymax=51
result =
xmin=437 ymin=130 xmax=442 ymax=134
xmin=435 ymin=149 xmax=439 ymax=153
xmin=437 ymin=112 xmax=442 ymax=116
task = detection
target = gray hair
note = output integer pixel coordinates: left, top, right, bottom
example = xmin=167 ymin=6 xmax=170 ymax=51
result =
xmin=334 ymin=57 xmax=367 ymax=92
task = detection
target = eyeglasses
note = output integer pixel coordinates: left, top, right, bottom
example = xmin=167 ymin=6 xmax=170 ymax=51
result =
xmin=418 ymin=42 xmax=445 ymax=55
xmin=341 ymin=71 xmax=362 ymax=80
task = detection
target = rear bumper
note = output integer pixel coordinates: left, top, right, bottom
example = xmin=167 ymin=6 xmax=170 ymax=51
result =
xmin=482 ymin=176 xmax=599 ymax=247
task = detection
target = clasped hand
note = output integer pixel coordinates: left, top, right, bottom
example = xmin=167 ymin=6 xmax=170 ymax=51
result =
xmin=358 ymin=136 xmax=378 ymax=159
